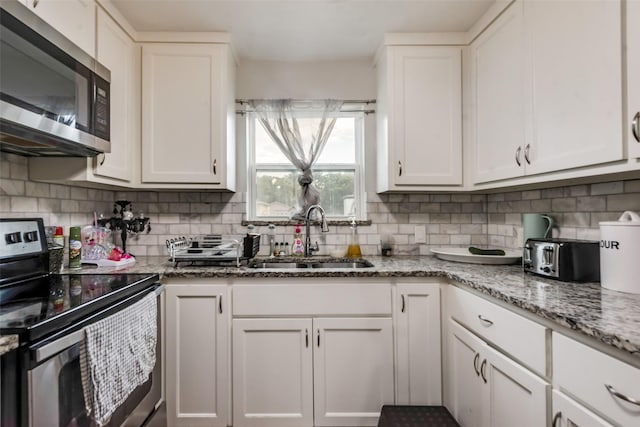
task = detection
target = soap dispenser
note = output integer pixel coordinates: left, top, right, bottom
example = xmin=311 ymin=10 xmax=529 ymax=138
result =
xmin=346 ymin=217 xmax=362 ymax=259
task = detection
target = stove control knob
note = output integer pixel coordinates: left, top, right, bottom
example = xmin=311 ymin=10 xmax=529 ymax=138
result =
xmin=23 ymin=231 xmax=38 ymax=242
xmin=5 ymin=232 xmax=22 ymax=244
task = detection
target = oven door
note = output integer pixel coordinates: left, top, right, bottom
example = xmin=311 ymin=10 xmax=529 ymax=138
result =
xmin=27 ymin=285 xmax=162 ymax=427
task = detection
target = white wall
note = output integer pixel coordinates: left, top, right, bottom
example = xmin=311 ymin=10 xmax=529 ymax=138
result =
xmin=235 ymin=59 xmax=378 ymax=192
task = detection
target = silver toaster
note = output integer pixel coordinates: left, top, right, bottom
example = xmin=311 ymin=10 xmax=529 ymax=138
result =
xmin=523 ymin=238 xmax=600 ymax=282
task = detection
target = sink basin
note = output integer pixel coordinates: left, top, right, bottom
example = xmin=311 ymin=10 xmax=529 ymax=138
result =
xmin=249 ymin=258 xmax=374 ymax=269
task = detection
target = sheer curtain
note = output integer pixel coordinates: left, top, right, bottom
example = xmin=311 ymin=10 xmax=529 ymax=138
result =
xmin=249 ymin=99 xmax=344 ymax=219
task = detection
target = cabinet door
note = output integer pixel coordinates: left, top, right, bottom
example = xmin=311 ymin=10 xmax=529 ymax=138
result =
xmin=388 ymin=46 xmax=462 ymax=187
xmin=482 ymin=340 xmax=549 ymax=427
xmin=395 ymin=283 xmax=441 ymax=405
xmin=165 ymin=285 xmax=229 ymax=427
xmin=142 ymin=43 xmax=227 ymax=184
xmin=25 ymin=0 xmax=95 ymax=56
xmin=233 ymin=318 xmax=314 ymax=427
xmin=94 ymin=7 xmax=134 ymax=183
xmin=471 ymin=1 xmax=526 ymax=183
xmin=525 ymin=0 xmax=623 ymax=174
xmin=313 ymin=317 xmax=394 ymax=427
xmin=448 ymin=320 xmax=485 ymax=427
xmin=628 ymin=0 xmax=640 ymax=159
xmin=552 ymin=390 xmax=614 ymax=427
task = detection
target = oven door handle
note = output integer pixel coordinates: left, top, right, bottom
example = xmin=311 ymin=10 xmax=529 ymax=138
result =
xmin=33 ymin=284 xmax=163 ymax=363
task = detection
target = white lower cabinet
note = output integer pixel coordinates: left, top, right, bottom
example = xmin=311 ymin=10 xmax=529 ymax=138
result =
xmin=553 ymin=332 xmax=640 ymax=426
xmin=232 ymin=280 xmax=395 ymax=427
xmin=165 ymin=284 xmax=229 ymax=427
xmin=552 ymin=390 xmax=614 ymax=427
xmin=233 ymin=317 xmax=394 ymax=427
xmin=448 ymin=320 xmax=549 ymax=427
xmin=395 ymin=283 xmax=442 ymax=405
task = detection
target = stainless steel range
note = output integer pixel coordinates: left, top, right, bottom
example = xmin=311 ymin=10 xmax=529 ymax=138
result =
xmin=0 ymin=218 xmax=162 ymax=427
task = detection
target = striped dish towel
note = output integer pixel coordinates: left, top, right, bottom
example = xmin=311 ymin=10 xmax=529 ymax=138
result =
xmin=80 ymin=291 xmax=157 ymax=426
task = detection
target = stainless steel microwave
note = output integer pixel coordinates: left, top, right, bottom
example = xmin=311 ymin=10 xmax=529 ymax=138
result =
xmin=0 ymin=0 xmax=110 ymax=157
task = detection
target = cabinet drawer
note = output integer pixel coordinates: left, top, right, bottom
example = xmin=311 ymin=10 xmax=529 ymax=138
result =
xmin=233 ymin=282 xmax=392 ymax=316
xmin=553 ymin=333 xmax=640 ymax=426
xmin=448 ymin=286 xmax=547 ymax=375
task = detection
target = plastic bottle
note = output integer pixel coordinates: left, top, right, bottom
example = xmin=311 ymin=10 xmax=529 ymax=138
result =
xmin=346 ymin=217 xmax=362 ymax=259
xmin=268 ymin=224 xmax=276 ymax=257
xmin=283 ymin=242 xmax=290 ymax=257
xmin=292 ymin=224 xmax=304 ymax=257
xmin=68 ymin=226 xmax=82 ymax=269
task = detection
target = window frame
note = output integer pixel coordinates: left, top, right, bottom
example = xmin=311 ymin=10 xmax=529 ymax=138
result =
xmin=247 ymin=111 xmax=366 ymax=221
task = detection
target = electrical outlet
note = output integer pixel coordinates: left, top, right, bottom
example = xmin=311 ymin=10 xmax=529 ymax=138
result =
xmin=414 ymin=225 xmax=426 ymax=243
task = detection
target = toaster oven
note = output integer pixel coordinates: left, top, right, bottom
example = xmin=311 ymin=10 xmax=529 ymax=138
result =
xmin=523 ymin=238 xmax=600 ymax=282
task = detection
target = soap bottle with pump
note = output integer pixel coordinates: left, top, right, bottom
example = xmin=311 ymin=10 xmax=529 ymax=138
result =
xmin=346 ymin=217 xmax=362 ymax=259
xmin=292 ymin=224 xmax=304 ymax=257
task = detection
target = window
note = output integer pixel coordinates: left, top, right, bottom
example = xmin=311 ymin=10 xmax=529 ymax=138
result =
xmin=247 ymin=112 xmax=365 ymax=220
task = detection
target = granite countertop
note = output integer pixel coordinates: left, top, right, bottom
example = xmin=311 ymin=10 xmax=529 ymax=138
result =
xmin=0 ymin=335 xmax=19 ymax=356
xmin=73 ymin=255 xmax=640 ymax=360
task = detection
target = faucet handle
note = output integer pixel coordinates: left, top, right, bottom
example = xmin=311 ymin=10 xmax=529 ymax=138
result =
xmin=310 ymin=241 xmax=320 ymax=254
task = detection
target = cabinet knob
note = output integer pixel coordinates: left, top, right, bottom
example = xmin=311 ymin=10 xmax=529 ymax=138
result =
xmin=633 ymin=111 xmax=640 ymax=143
xmin=515 ymin=146 xmax=522 ymax=167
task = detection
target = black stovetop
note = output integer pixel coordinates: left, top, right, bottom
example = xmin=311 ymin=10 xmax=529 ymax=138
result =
xmin=0 ymin=272 xmax=159 ymax=342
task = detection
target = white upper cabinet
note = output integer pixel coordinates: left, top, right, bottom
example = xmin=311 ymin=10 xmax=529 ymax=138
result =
xmin=141 ymin=43 xmax=236 ymax=190
xmin=24 ymin=0 xmax=95 ymax=57
xmin=377 ymin=45 xmax=462 ymax=192
xmin=471 ymin=1 xmax=527 ymax=183
xmin=93 ymin=6 xmax=135 ymax=183
xmin=628 ymin=0 xmax=640 ymax=159
xmin=525 ymin=0 xmax=622 ymax=175
xmin=471 ymin=0 xmax=624 ymax=184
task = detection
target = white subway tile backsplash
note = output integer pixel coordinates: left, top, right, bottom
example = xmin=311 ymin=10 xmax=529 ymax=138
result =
xmin=3 ymin=150 xmax=640 ymax=255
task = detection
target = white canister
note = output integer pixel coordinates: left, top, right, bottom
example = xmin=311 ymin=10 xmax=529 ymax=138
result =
xmin=599 ymin=211 xmax=640 ymax=294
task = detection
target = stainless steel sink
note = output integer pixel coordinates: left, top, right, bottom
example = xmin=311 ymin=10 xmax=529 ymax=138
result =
xmin=248 ymin=259 xmax=374 ymax=269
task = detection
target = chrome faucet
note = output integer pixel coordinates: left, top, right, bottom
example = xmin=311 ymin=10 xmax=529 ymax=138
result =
xmin=304 ymin=205 xmax=329 ymax=257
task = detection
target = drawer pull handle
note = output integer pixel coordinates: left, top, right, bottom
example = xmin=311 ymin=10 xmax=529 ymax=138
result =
xmin=473 ymin=353 xmax=480 ymax=376
xmin=515 ymin=146 xmax=522 ymax=166
xmin=398 ymin=161 xmax=403 ymax=177
xmin=218 ymin=294 xmax=223 ymax=314
xmin=478 ymin=315 xmax=494 ymax=326
xmin=605 ymin=384 xmax=640 ymax=406
xmin=552 ymin=412 xmax=561 ymax=427
xmin=633 ymin=111 xmax=639 ymax=142
xmin=401 ymin=295 xmax=406 ymax=313
xmin=524 ymin=143 xmax=531 ymax=165
xmin=317 ymin=329 xmax=320 ymax=347
xmin=480 ymin=359 xmax=487 ymax=383
xmin=305 ymin=329 xmax=309 ymax=348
